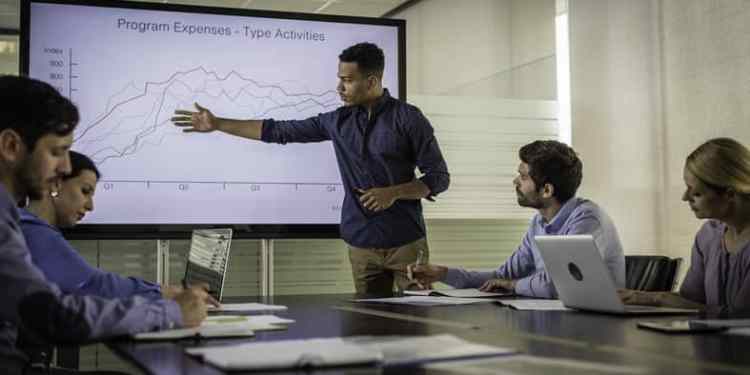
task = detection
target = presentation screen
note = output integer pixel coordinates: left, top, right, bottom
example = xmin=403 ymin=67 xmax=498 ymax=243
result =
xmin=21 ymin=0 xmax=404 ymax=237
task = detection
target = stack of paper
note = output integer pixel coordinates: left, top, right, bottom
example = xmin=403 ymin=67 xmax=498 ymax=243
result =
xmin=133 ymin=315 xmax=294 ymax=340
xmin=208 ymin=303 xmax=288 ymax=313
xmin=404 ymin=288 xmax=512 ymax=298
xmin=500 ymin=299 xmax=571 ymax=311
xmin=186 ymin=334 xmax=514 ymax=371
xmin=354 ymin=296 xmax=495 ymax=306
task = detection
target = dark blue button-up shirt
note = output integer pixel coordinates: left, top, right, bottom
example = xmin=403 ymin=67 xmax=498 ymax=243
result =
xmin=261 ymin=89 xmax=450 ymax=248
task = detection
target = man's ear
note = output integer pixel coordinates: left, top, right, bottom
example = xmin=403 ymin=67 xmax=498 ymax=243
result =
xmin=541 ymin=183 xmax=555 ymax=199
xmin=0 ymin=128 xmax=25 ymax=165
xmin=367 ymin=74 xmax=379 ymax=91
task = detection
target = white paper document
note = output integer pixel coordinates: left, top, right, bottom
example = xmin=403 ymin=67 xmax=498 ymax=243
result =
xmin=500 ymin=299 xmax=572 ymax=311
xmin=208 ymin=303 xmax=288 ymax=313
xmin=725 ymin=327 xmax=750 ymax=336
xmin=186 ymin=337 xmax=382 ymax=370
xmin=425 ymin=354 xmax=648 ymax=375
xmin=356 ymin=334 xmax=515 ymax=366
xmin=354 ymin=296 xmax=495 ymax=306
xmin=185 ymin=334 xmax=513 ymax=371
xmin=691 ymin=319 xmax=750 ymax=328
xmin=403 ymin=288 xmax=511 ymax=298
xmin=132 ymin=315 xmax=293 ymax=341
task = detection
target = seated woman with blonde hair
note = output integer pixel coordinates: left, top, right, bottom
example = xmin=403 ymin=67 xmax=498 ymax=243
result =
xmin=620 ymin=137 xmax=750 ymax=315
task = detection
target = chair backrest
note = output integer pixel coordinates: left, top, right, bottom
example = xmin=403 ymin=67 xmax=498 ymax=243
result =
xmin=625 ymin=255 xmax=682 ymax=291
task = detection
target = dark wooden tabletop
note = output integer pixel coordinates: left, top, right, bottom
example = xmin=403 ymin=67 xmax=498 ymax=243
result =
xmin=108 ymin=294 xmax=750 ymax=375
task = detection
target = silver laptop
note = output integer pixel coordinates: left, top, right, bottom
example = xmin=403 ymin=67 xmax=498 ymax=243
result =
xmin=183 ymin=228 xmax=233 ymax=301
xmin=534 ymin=235 xmax=697 ymax=315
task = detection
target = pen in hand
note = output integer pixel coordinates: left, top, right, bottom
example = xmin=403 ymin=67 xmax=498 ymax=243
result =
xmin=182 ymin=279 xmax=221 ymax=308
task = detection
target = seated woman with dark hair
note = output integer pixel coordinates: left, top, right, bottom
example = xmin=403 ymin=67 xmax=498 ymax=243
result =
xmin=21 ymin=151 xmax=181 ymax=300
xmin=620 ymin=137 xmax=750 ymax=315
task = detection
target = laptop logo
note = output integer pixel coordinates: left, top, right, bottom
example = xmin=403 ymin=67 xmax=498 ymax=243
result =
xmin=568 ymin=263 xmax=583 ymax=281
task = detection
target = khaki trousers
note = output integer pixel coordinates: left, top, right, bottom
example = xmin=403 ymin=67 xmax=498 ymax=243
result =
xmin=348 ymin=237 xmax=429 ymax=296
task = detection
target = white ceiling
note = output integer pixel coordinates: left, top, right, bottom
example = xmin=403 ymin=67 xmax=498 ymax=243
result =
xmin=0 ymin=0 xmax=411 ymax=30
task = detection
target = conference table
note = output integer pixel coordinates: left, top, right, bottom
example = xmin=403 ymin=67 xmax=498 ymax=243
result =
xmin=108 ymin=294 xmax=750 ymax=375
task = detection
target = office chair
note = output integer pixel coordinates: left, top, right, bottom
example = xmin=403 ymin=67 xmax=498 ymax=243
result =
xmin=625 ymin=255 xmax=682 ymax=292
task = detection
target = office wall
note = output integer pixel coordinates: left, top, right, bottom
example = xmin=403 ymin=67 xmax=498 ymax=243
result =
xmin=570 ymin=0 xmax=750 ymax=273
xmin=402 ymin=0 xmax=556 ymax=99
xmin=659 ymin=0 xmax=750 ymax=261
xmin=0 ymin=36 xmax=17 ymax=74
xmin=569 ymin=0 xmax=665 ymax=256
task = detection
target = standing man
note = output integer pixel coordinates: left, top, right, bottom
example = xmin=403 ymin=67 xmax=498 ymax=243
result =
xmin=410 ymin=140 xmax=625 ymax=298
xmin=172 ymin=42 xmax=450 ymax=295
xmin=0 ymin=75 xmax=209 ymax=375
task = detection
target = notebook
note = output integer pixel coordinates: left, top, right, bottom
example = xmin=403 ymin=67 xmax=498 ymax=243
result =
xmin=183 ymin=228 xmax=232 ymax=301
xmin=404 ymin=288 xmax=511 ymax=298
xmin=534 ymin=235 xmax=698 ymax=315
xmin=132 ymin=315 xmax=293 ymax=341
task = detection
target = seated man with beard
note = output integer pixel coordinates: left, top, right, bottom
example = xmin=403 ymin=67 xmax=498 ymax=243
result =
xmin=410 ymin=140 xmax=625 ymax=298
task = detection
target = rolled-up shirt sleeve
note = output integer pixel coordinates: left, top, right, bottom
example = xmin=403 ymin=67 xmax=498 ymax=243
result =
xmin=513 ymin=271 xmax=557 ymax=299
xmin=444 ymin=231 xmax=537 ymax=290
xmin=503 ymin=232 xmax=554 ymax=297
xmin=405 ymin=108 xmax=449 ymax=198
xmin=443 ymin=268 xmax=496 ymax=289
xmin=261 ymin=114 xmax=331 ymax=144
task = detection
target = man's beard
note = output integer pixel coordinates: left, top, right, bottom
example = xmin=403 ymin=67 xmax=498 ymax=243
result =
xmin=16 ymin=157 xmax=45 ymax=201
xmin=516 ymin=189 xmax=543 ymax=209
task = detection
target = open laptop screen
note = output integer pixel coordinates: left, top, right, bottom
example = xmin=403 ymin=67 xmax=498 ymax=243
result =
xmin=183 ymin=228 xmax=233 ymax=301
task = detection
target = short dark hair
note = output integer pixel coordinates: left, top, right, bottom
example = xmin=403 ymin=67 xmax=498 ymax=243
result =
xmin=65 ymin=150 xmax=100 ymax=181
xmin=0 ymin=75 xmax=78 ymax=151
xmin=339 ymin=42 xmax=385 ymax=77
xmin=519 ymin=140 xmax=582 ymax=202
